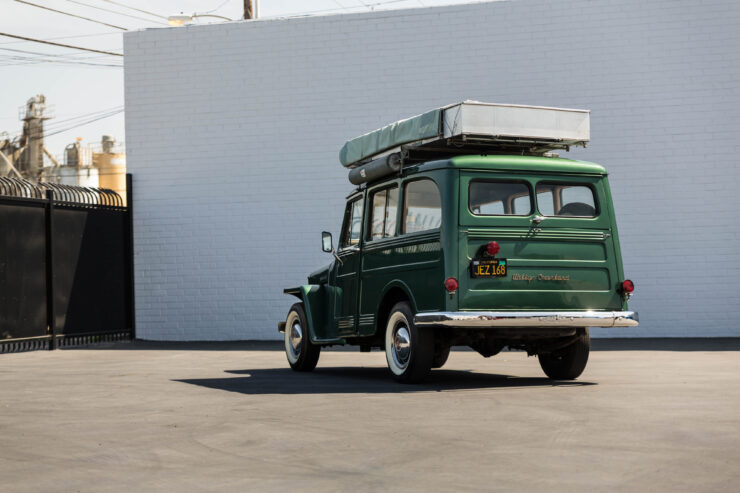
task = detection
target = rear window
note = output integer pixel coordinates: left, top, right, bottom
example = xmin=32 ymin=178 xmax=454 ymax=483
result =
xmin=469 ymin=181 xmax=532 ymax=216
xmin=536 ymin=183 xmax=597 ymax=217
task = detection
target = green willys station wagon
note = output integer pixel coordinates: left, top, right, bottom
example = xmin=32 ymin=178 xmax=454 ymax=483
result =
xmin=279 ymin=102 xmax=638 ymax=383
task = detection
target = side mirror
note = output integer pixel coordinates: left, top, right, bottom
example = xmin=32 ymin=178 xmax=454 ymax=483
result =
xmin=321 ymin=231 xmax=333 ymax=253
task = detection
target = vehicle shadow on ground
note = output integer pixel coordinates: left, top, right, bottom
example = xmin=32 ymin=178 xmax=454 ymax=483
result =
xmin=175 ymin=367 xmax=596 ymax=395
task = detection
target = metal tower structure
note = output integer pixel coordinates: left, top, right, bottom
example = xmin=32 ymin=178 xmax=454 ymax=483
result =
xmin=19 ymin=95 xmax=51 ymax=180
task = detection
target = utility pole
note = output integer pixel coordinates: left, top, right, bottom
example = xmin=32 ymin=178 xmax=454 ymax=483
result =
xmin=243 ymin=0 xmax=253 ymax=19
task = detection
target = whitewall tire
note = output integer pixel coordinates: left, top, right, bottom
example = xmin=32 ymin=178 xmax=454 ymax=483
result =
xmin=284 ymin=303 xmax=320 ymax=372
xmin=384 ymin=301 xmax=434 ymax=383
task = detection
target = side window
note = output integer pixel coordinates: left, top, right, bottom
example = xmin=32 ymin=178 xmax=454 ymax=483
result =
xmin=403 ymin=179 xmax=441 ymax=234
xmin=340 ymin=197 xmax=363 ymax=248
xmin=469 ymin=181 xmax=532 ymax=216
xmin=512 ymin=195 xmax=531 ymax=215
xmin=536 ymin=183 xmax=597 ymax=217
xmin=536 ymin=189 xmax=554 ymax=215
xmin=368 ymin=186 xmax=398 ymax=240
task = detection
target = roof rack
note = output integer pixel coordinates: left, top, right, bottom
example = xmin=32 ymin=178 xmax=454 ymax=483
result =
xmin=341 ymin=102 xmax=590 ymax=185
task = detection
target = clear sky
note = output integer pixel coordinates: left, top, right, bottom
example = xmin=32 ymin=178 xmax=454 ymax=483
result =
xmin=1 ymin=0 xmax=490 ymax=160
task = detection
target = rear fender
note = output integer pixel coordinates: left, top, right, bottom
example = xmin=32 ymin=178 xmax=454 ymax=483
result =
xmin=378 ymin=280 xmax=419 ymax=314
xmin=371 ymin=280 xmax=423 ymax=337
xmin=283 ymin=285 xmax=338 ymax=343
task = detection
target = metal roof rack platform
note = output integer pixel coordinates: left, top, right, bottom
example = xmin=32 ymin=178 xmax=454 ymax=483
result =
xmin=340 ymin=102 xmax=590 ymax=175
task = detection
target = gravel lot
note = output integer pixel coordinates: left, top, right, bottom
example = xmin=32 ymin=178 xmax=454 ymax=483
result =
xmin=1 ymin=340 xmax=739 ymax=492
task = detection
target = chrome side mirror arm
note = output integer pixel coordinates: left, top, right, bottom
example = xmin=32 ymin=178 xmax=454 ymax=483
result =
xmin=332 ymin=248 xmax=343 ymax=266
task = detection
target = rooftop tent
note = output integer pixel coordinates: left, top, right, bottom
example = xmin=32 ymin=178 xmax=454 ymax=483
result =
xmin=339 ymin=101 xmax=591 ymax=171
xmin=339 ymin=108 xmax=442 ymax=168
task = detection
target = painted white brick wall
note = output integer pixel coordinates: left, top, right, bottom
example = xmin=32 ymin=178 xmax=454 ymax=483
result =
xmin=123 ymin=0 xmax=740 ymax=340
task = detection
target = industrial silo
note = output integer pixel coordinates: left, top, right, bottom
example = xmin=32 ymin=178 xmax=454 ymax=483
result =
xmin=92 ymin=135 xmax=127 ymax=205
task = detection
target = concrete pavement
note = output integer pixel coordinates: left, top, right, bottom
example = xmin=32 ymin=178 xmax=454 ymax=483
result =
xmin=1 ymin=341 xmax=739 ymax=492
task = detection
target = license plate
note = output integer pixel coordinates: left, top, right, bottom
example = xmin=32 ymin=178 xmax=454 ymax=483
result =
xmin=470 ymin=258 xmax=507 ymax=278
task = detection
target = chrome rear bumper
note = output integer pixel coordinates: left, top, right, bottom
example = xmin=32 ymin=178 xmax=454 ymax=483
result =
xmin=414 ymin=311 xmax=639 ymax=328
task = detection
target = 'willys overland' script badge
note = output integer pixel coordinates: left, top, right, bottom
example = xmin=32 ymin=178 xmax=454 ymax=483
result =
xmin=512 ymin=274 xmax=570 ymax=282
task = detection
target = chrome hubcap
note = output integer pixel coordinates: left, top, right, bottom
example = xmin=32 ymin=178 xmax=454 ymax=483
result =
xmin=392 ymin=324 xmax=411 ymax=369
xmin=289 ymin=322 xmax=303 ymax=358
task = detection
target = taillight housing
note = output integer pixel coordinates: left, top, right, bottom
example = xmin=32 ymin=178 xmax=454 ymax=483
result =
xmin=487 ymin=241 xmax=500 ymax=256
xmin=621 ymin=279 xmax=635 ymax=298
xmin=444 ymin=277 xmax=458 ymax=293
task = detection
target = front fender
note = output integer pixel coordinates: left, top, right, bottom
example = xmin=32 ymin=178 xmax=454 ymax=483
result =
xmin=282 ymin=285 xmax=340 ymax=343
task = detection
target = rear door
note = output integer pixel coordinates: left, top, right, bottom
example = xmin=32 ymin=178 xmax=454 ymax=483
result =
xmin=458 ymin=171 xmax=622 ymax=311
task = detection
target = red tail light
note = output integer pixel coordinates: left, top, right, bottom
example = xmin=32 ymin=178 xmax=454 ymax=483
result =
xmin=444 ymin=277 xmax=459 ymax=293
xmin=487 ymin=241 xmax=500 ymax=256
xmin=622 ymin=280 xmax=635 ymax=293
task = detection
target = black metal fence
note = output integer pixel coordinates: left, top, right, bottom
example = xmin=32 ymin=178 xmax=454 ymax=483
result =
xmin=0 ymin=176 xmax=134 ymax=353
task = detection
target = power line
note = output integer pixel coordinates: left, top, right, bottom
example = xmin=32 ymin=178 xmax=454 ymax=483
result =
xmin=46 ymin=107 xmax=125 ymax=130
xmin=14 ymin=0 xmax=128 ymax=31
xmin=0 ymin=51 xmax=119 ymax=63
xmin=0 ymin=58 xmax=122 ymax=70
xmin=262 ymin=0 xmax=414 ymax=18
xmin=203 ymin=0 xmax=232 ymax=14
xmin=0 ymin=31 xmax=121 ymax=46
xmin=60 ymin=0 xmax=167 ymax=25
xmin=0 ymin=46 xmax=120 ymax=60
xmin=0 ymin=56 xmax=123 ymax=68
xmin=20 ymin=108 xmax=125 ymax=139
xmin=332 ymin=1 xmax=351 ymax=11
xmin=0 ymin=54 xmax=123 ymax=67
xmin=45 ymin=109 xmax=124 ymax=137
xmin=359 ymin=0 xmax=417 ymax=9
xmin=0 ymin=57 xmax=122 ymax=68
xmin=0 ymin=50 xmax=123 ymax=65
xmin=0 ymin=33 xmax=123 ymax=56
xmin=100 ymin=0 xmax=168 ymax=20
xmin=19 ymin=107 xmax=126 ymax=136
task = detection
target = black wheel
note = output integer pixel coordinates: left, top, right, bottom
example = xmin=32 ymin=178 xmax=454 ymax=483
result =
xmin=432 ymin=342 xmax=451 ymax=369
xmin=384 ymin=301 xmax=434 ymax=383
xmin=284 ymin=303 xmax=321 ymax=372
xmin=538 ymin=328 xmax=590 ymax=380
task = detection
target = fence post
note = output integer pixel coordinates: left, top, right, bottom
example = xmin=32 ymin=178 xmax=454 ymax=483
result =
xmin=45 ymin=189 xmax=57 ymax=350
xmin=126 ymin=173 xmax=136 ymax=340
